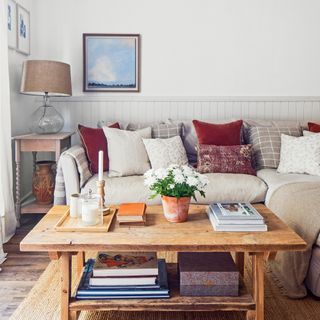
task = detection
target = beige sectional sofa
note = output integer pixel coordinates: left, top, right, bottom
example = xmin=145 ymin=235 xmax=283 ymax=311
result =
xmin=58 ymin=119 xmax=320 ymax=298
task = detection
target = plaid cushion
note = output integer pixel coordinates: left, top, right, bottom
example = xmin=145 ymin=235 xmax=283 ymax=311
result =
xmin=126 ymin=122 xmax=184 ymax=139
xmin=249 ymin=127 xmax=301 ymax=169
xmin=152 ymin=122 xmax=184 ymax=139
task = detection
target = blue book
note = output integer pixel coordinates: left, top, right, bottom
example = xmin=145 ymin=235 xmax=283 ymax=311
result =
xmin=76 ymin=259 xmax=169 ymax=299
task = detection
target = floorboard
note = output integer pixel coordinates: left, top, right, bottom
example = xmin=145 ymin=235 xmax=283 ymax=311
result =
xmin=0 ymin=214 xmax=49 ymax=320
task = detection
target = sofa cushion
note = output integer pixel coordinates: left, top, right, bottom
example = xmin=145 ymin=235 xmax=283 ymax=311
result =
xmin=143 ymin=136 xmax=188 ymax=169
xmin=193 ymin=119 xmax=243 ymax=145
xmin=78 ymin=123 xmax=120 ymax=174
xmin=102 ymin=127 xmax=152 ymax=177
xmin=248 ymin=126 xmax=301 ymax=169
xmin=257 ymin=168 xmax=320 ymax=205
xmin=81 ymin=172 xmax=267 ymax=205
xmin=277 ymin=134 xmax=320 ymax=176
xmin=308 ymin=122 xmax=320 ymax=133
xmin=197 ymin=144 xmax=256 ymax=175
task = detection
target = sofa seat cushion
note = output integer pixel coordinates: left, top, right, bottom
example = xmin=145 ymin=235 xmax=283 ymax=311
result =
xmin=81 ymin=172 xmax=267 ymax=205
xmin=257 ymin=168 xmax=320 ymax=205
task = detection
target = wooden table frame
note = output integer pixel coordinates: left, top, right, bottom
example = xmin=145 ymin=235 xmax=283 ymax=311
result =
xmin=20 ymin=205 xmax=307 ymax=320
xmin=13 ymin=132 xmax=74 ymax=225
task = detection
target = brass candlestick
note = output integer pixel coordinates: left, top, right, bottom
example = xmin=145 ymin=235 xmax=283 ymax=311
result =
xmin=96 ymin=180 xmax=110 ymax=215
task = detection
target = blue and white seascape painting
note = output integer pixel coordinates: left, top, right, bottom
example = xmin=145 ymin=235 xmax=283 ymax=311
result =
xmin=85 ymin=35 xmax=139 ymax=91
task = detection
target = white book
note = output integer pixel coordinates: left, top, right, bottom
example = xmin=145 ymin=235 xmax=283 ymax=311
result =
xmin=209 ymin=207 xmax=265 ymax=225
xmin=207 ymin=209 xmax=267 ymax=232
xmin=89 ymin=276 xmax=157 ymax=287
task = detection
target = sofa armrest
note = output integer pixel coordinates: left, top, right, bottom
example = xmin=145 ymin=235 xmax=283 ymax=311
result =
xmin=60 ymin=153 xmax=80 ymax=205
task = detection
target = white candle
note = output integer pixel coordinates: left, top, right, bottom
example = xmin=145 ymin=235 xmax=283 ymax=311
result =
xmin=98 ymin=150 xmax=103 ymax=181
xmin=81 ymin=202 xmax=99 ymax=226
xmin=69 ymin=194 xmax=80 ymax=218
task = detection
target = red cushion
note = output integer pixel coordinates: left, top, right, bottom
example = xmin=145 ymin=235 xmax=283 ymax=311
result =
xmin=192 ymin=119 xmax=243 ymax=145
xmin=197 ymin=144 xmax=256 ymax=175
xmin=78 ymin=123 xmax=120 ymax=173
xmin=308 ymin=122 xmax=320 ymax=133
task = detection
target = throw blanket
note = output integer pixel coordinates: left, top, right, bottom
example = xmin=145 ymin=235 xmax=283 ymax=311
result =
xmin=268 ymin=182 xmax=320 ymax=298
xmin=54 ymin=145 xmax=92 ymax=205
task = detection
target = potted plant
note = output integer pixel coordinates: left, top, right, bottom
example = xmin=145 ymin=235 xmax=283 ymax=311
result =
xmin=144 ymin=164 xmax=209 ymax=223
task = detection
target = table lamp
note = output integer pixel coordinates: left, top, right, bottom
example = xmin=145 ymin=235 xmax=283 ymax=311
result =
xmin=20 ymin=60 xmax=72 ymax=134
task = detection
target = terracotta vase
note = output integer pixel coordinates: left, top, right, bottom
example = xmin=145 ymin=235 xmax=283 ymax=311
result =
xmin=161 ymin=196 xmax=191 ymax=223
xmin=32 ymin=161 xmax=55 ymax=205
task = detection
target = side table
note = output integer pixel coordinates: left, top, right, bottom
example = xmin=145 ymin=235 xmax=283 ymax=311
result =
xmin=13 ymin=132 xmax=74 ymax=226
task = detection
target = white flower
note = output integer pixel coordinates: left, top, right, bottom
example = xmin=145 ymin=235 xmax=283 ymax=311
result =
xmin=174 ymin=174 xmax=185 ymax=184
xmin=169 ymin=184 xmax=175 ymax=189
xmin=144 ymin=169 xmax=154 ymax=179
xmin=172 ymin=168 xmax=182 ymax=176
xmin=186 ymin=176 xmax=199 ymax=187
xmin=155 ymin=168 xmax=168 ymax=179
xmin=168 ymin=164 xmax=179 ymax=170
xmin=182 ymin=165 xmax=194 ymax=175
xmin=144 ymin=176 xmax=157 ymax=187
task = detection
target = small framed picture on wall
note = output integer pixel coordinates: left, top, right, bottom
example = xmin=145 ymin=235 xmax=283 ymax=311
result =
xmin=7 ymin=0 xmax=17 ymax=49
xmin=17 ymin=4 xmax=30 ymax=55
xmin=83 ymin=33 xmax=140 ymax=92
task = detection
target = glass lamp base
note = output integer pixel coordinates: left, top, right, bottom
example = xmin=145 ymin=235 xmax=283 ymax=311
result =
xmin=30 ymin=104 xmax=64 ymax=134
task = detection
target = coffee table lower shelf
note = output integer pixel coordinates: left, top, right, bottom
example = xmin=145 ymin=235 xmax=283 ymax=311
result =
xmin=70 ymin=263 xmax=255 ymax=313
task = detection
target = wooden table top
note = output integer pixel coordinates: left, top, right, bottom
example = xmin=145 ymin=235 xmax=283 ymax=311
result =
xmin=12 ymin=132 xmax=74 ymax=140
xmin=20 ymin=204 xmax=307 ymax=253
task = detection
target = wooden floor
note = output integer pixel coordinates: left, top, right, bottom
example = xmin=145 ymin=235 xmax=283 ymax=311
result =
xmin=0 ymin=215 xmax=50 ymax=320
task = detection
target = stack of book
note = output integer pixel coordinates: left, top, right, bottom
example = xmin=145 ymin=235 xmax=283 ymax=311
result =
xmin=76 ymin=252 xmax=169 ymax=299
xmin=207 ymin=202 xmax=267 ymax=232
xmin=117 ymin=203 xmax=146 ymax=226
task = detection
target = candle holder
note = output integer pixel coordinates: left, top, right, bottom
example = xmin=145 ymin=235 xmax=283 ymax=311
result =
xmin=96 ymin=180 xmax=110 ymax=215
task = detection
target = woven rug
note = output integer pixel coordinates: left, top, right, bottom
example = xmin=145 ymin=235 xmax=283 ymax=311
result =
xmin=10 ymin=253 xmax=320 ymax=320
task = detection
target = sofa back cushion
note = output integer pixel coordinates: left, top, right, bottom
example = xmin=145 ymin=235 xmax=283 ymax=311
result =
xmin=193 ymin=119 xmax=243 ymax=145
xmin=78 ymin=123 xmax=120 ymax=173
xmin=103 ymin=126 xmax=152 ymax=177
xmin=197 ymin=144 xmax=256 ymax=175
xmin=248 ymin=126 xmax=301 ymax=169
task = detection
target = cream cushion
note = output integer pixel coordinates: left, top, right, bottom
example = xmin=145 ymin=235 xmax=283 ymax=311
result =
xmin=277 ymin=134 xmax=320 ymax=176
xmin=103 ymin=126 xmax=152 ymax=177
xmin=143 ymin=136 xmax=188 ymax=169
xmin=82 ymin=172 xmax=267 ymax=205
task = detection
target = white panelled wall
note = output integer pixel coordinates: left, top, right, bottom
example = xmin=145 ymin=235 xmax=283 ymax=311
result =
xmin=51 ymin=96 xmax=320 ymax=144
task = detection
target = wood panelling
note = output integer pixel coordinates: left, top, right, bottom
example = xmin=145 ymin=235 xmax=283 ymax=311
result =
xmin=51 ymin=97 xmax=320 ymax=138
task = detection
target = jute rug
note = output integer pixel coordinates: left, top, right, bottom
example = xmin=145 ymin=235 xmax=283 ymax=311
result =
xmin=9 ymin=253 xmax=320 ymax=320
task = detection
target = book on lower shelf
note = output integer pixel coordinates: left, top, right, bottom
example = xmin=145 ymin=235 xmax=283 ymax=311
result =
xmin=207 ymin=203 xmax=268 ymax=232
xmin=76 ymin=255 xmax=170 ymax=299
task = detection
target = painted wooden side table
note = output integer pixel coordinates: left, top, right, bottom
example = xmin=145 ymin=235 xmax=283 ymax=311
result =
xmin=13 ymin=132 xmax=74 ymax=225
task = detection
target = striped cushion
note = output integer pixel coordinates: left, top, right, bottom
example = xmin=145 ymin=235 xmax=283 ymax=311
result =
xmin=249 ymin=127 xmax=301 ymax=169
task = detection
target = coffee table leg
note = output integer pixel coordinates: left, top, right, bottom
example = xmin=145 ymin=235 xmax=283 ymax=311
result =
xmin=76 ymin=252 xmax=85 ymax=278
xmin=235 ymin=252 xmax=245 ymax=277
xmin=61 ymin=252 xmax=78 ymax=320
xmin=249 ymin=252 xmax=265 ymax=320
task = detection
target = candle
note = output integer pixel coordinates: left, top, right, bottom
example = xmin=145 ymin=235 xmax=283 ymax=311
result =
xmin=81 ymin=202 xmax=99 ymax=226
xmin=69 ymin=193 xmax=80 ymax=218
xmin=98 ymin=150 xmax=103 ymax=181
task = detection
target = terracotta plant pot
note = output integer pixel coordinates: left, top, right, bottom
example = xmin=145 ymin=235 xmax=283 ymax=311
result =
xmin=32 ymin=161 xmax=55 ymax=205
xmin=161 ymin=196 xmax=191 ymax=223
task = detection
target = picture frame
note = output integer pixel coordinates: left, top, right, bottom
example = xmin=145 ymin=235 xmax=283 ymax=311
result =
xmin=7 ymin=0 xmax=17 ymax=49
xmin=16 ymin=4 xmax=30 ymax=55
xmin=83 ymin=33 xmax=140 ymax=92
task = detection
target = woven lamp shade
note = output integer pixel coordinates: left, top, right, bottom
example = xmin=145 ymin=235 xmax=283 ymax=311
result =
xmin=20 ymin=60 xmax=72 ymax=96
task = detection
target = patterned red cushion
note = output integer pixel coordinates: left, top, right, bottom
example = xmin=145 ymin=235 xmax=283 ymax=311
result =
xmin=308 ymin=122 xmax=320 ymax=133
xmin=78 ymin=123 xmax=120 ymax=173
xmin=197 ymin=144 xmax=256 ymax=175
xmin=192 ymin=119 xmax=243 ymax=145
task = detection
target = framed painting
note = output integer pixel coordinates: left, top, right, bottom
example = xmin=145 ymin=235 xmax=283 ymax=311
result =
xmin=17 ymin=4 xmax=30 ymax=55
xmin=83 ymin=34 xmax=140 ymax=92
xmin=7 ymin=0 xmax=17 ymax=49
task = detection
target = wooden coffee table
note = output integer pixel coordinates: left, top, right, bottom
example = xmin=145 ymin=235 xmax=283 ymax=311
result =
xmin=20 ymin=204 xmax=306 ymax=320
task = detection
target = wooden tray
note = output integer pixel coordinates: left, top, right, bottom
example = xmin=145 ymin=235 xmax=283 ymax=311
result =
xmin=54 ymin=207 xmax=116 ymax=232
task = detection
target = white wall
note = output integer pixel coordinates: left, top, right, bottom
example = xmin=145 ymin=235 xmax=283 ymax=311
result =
xmin=32 ymin=0 xmax=320 ymax=96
